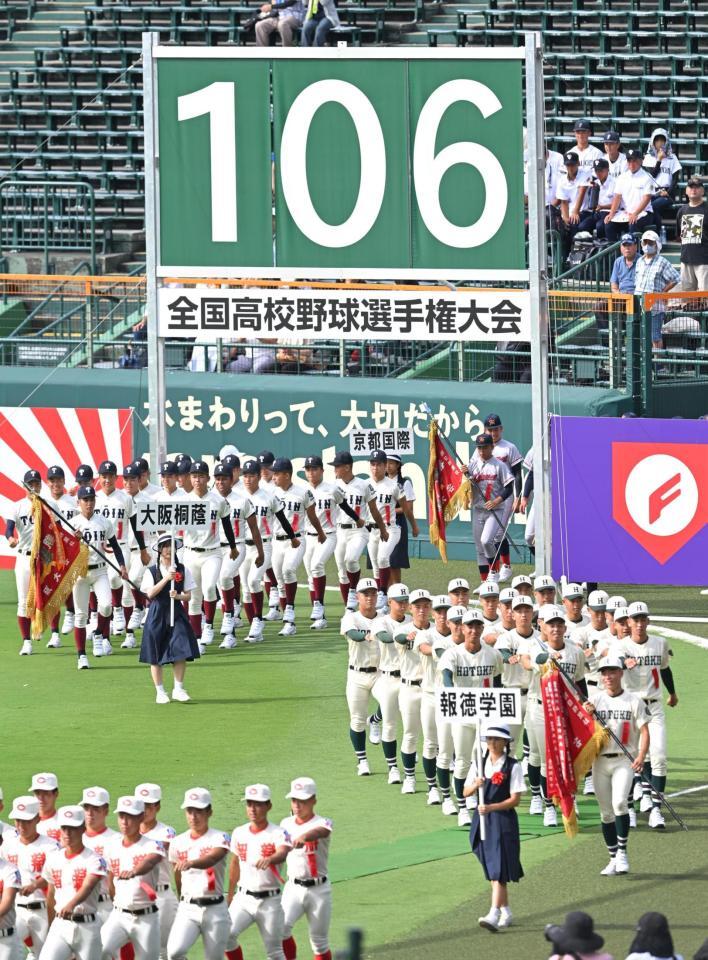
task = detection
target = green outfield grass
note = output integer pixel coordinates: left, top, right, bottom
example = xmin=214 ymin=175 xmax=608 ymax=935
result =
xmin=1 ymin=563 xmax=707 ymax=960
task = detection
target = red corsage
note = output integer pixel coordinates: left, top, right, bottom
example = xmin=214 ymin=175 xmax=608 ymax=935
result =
xmin=491 ymin=772 xmax=506 ymax=786
xmin=174 ymin=571 xmax=183 ymax=584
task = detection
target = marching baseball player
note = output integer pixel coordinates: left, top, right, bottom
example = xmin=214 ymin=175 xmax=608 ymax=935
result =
xmin=533 ymin=575 xmax=557 ymax=609
xmin=239 ymin=460 xmax=294 ymax=643
xmin=520 ymin=448 xmax=535 ymax=559
xmin=331 ymin=452 xmax=387 ymax=611
xmin=464 ymin=435 xmax=514 ymax=584
xmin=280 ymin=779 xmax=332 ymax=960
xmin=269 ymin=459 xmax=326 ymax=636
xmin=394 ymin=589 xmax=432 ymax=796
xmin=69 ymin=465 xmax=95 ymax=499
xmin=340 ymin=578 xmax=381 ymax=776
xmin=32 ymin=776 xmax=60 ymax=844
xmin=447 ymin=578 xmax=470 ymax=609
xmin=136 ymin=785 xmax=176 ymax=960
xmin=40 ymin=805 xmax=106 ymax=960
xmin=81 ymin=789 xmax=116 ymax=924
xmin=44 ymin=466 xmax=79 ymax=648
xmin=212 ymin=463 xmax=262 ymax=649
xmin=4 ymin=469 xmax=42 ymax=655
xmin=511 ymin=575 xmax=533 ymax=598
xmin=257 ymin=451 xmax=281 ymax=619
xmin=175 ymin=459 xmax=193 ymax=496
xmin=100 ymin=797 xmax=163 ymax=960
xmin=0 ymin=842 xmax=21 ymax=960
xmin=440 ymin=609 xmax=503 ymax=826
xmin=303 ymin=456 xmax=363 ymax=629
xmin=473 ymin=415 xmax=523 ymax=581
xmin=494 ymin=588 xmax=517 ymax=635
xmin=0 ymin=789 xmax=11 ymax=840
xmin=428 ymin=604 xmax=466 ymax=814
xmin=562 ymin=583 xmax=590 ymax=630
xmin=166 ymin=789 xmax=231 ymax=960
xmin=605 ymin=595 xmax=628 ymax=637
xmin=133 ymin=459 xmax=161 ymax=499
xmin=495 ymin=596 xmax=534 ymax=754
xmin=520 ymin=604 xmax=587 ymax=826
xmin=584 ymin=657 xmax=648 ymax=875
xmin=612 ymin=601 xmax=677 ymax=829
xmin=477 ymin=582 xmax=502 ymax=638
xmin=120 ymin=464 xmax=154 ymax=650
xmin=94 ymin=461 xmax=141 ymax=639
xmin=4 ymin=794 xmax=58 ymax=959
xmin=366 ymin=451 xmax=406 ymax=610
xmin=227 ymin=785 xmax=291 ymax=960
xmin=155 ymin=463 xmax=183 ymax=503
xmin=257 ymin=452 xmax=277 ymax=494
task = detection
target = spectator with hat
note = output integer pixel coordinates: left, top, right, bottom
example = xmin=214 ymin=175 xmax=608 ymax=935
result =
xmin=605 ymin=149 xmax=656 ymax=243
xmin=643 ymin=128 xmax=682 ymax=234
xmin=634 ymin=231 xmax=680 ymax=348
xmin=556 ymin=152 xmax=591 ymax=256
xmin=625 ymin=912 xmax=683 ymax=960
xmin=578 ymin=158 xmax=616 ymax=239
xmin=610 ymin=235 xmax=639 ymax=293
xmin=676 ymin=177 xmax=708 ymax=291
xmin=545 ymin=912 xmax=613 ymax=960
xmin=569 ymin=118 xmax=603 ymax=172
xmin=603 ymin=130 xmax=628 ymax=177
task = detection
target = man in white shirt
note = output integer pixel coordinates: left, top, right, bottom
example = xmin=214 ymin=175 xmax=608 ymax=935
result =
xmin=605 ymin=148 xmax=655 ymax=243
xmin=603 ymin=130 xmax=628 ymax=177
xmin=556 ymin=152 xmax=591 ymax=258
xmin=569 ymin=118 xmax=603 ymax=172
xmin=578 ymin=158 xmax=616 ymax=239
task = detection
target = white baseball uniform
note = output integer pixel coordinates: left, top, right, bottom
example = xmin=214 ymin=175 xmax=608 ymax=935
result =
xmin=123 ymin=489 xmax=154 ymax=609
xmin=182 ymin=490 xmax=231 ymax=616
xmin=371 ymin=613 xmax=408 ymax=742
xmin=94 ymin=489 xmax=135 ymax=592
xmin=426 ymin=631 xmax=457 ymax=773
xmin=37 ymin=817 xmax=61 ymax=844
xmin=0 ymin=857 xmax=21 ymax=960
xmin=218 ymin=491 xmax=254 ymax=592
xmin=240 ymin=487 xmax=282 ymax=603
xmin=569 ymin=624 xmax=612 ymax=688
xmin=467 ymin=456 xmax=514 ymax=564
xmin=334 ymin=478 xmax=375 ymax=581
xmin=304 ymin=482 xmax=344 ymax=582
xmin=6 ymin=497 xmax=35 ymax=617
xmin=40 ymin=846 xmax=106 ymax=960
xmin=340 ymin=610 xmax=380 ymax=732
xmin=416 ymin=626 xmax=454 ymax=765
xmin=522 ymin=448 xmax=534 ymax=547
xmin=100 ymin=835 xmax=163 ymax=960
xmin=142 ymin=823 xmax=177 ymax=959
xmin=280 ymin=815 xmax=332 ymax=957
xmin=83 ymin=828 xmax=119 ymax=922
xmin=612 ymin=635 xmax=670 ymax=775
xmin=395 ymin=622 xmax=426 ymax=757
xmin=3 ymin=832 xmax=58 ymax=956
xmin=271 ymin=484 xmax=313 ymax=591
xmin=495 ymin=628 xmax=533 ymax=744
xmin=366 ymin=478 xmax=402 ymax=577
xmin=590 ymin=689 xmax=648 ymax=822
xmin=71 ymin=512 xmax=118 ymax=627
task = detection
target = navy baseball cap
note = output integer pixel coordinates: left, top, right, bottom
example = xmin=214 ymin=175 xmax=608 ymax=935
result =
xmin=563 ymin=151 xmax=579 ymax=165
xmin=75 ymin=464 xmax=93 ymax=482
xmin=98 ymin=460 xmax=117 ymax=475
xmin=160 ymin=461 xmax=178 ymax=477
xmin=176 ymin=458 xmax=192 ymax=476
xmin=123 ymin=464 xmax=140 ymax=479
xmin=24 ymin=469 xmax=41 ymax=484
xmin=221 ymin=454 xmax=240 ymax=470
xmin=77 ymin=485 xmax=96 ymax=499
xmin=242 ymin=459 xmax=260 ymax=476
xmin=573 ymin=118 xmax=592 ymax=132
xmin=626 ymin=148 xmax=643 ymax=161
xmin=369 ymin=450 xmax=387 ymax=464
xmin=189 ymin=460 xmax=210 ymax=476
xmin=47 ymin=465 xmax=65 ymax=480
xmin=593 ymin=158 xmax=609 ymax=171
xmin=476 ymin=433 xmax=494 ymax=447
xmin=603 ymin=130 xmax=621 ymax=144
xmin=304 ymin=455 xmax=323 ymax=469
xmin=272 ymin=457 xmax=293 ymax=473
xmin=133 ymin=458 xmax=149 ymax=473
xmin=213 ymin=462 xmax=233 ymax=478
xmin=620 ymin=233 xmax=637 ymax=245
xmin=330 ymin=451 xmax=353 ymax=467
xmin=177 ymin=454 xmax=192 ymax=465
xmin=257 ymin=451 xmax=275 ymax=468
xmin=484 ymin=413 xmax=502 ymax=428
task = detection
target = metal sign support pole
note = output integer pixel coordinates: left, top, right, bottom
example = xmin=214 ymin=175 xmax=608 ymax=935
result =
xmin=525 ymin=32 xmax=552 ymax=575
xmin=144 ymin=31 xmax=167 ymax=469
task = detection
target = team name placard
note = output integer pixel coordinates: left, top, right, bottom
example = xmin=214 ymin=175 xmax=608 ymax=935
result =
xmin=135 ymin=502 xmax=210 ymax=531
xmin=435 ymin=688 xmax=522 ymax=727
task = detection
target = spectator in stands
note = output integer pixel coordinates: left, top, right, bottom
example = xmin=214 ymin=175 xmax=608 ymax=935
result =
xmin=491 ymin=341 xmax=531 ymax=383
xmin=603 ymin=130 xmax=627 ymax=177
xmin=545 ymin=912 xmax=613 ymax=960
xmin=610 ymin=234 xmax=638 ymax=293
xmin=643 ymin=128 xmax=681 ymax=234
xmin=569 ymin=118 xmax=603 ymax=174
xmin=676 ymin=177 xmax=708 ymax=291
xmin=255 ymin=0 xmax=305 ymax=45
xmin=226 ymin=338 xmax=278 ymax=374
xmin=556 ymin=151 xmax=590 ymax=257
xmin=625 ymin=911 xmax=683 ymax=960
xmin=634 ymin=229 xmax=680 ymax=349
xmin=578 ymin=158 xmax=615 ymax=239
xmin=301 ymin=0 xmax=339 ymax=45
xmin=604 ymin=149 xmax=655 ymax=243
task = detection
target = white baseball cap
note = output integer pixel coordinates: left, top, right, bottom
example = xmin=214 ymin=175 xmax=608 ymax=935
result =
xmin=243 ymin=784 xmax=271 ymax=803
xmin=30 ymin=773 xmax=58 ymax=792
xmin=512 ymin=595 xmax=534 ymax=610
xmin=387 ymin=583 xmax=409 ymax=601
xmin=587 ymin=590 xmax=609 ymax=611
xmin=628 ymin=601 xmax=649 ymax=618
xmin=115 ymin=796 xmax=144 ymax=816
xmin=286 ymin=778 xmax=317 ymax=800
xmin=81 ymin=787 xmax=110 ymax=807
xmin=511 ymin=575 xmax=532 ymax=589
xmin=431 ymin=595 xmax=451 ymax=610
xmin=606 ymin=595 xmax=628 ymax=612
xmin=499 ymin=588 xmax=518 ymax=604
xmin=462 ymin=608 xmax=484 ymax=625
xmin=357 ymin=578 xmax=378 ymax=593
xmin=447 ymin=604 xmax=467 ymax=623
xmin=135 ymin=783 xmax=162 ymax=803
xmin=539 ymin=603 xmax=565 ymax=622
xmin=409 ymin=589 xmax=432 ymax=604
xmin=533 ymin=575 xmax=556 ymax=591
xmin=562 ymin=582 xmax=584 ymax=600
xmin=598 ymin=655 xmax=625 ymax=672
xmin=447 ymin=578 xmax=470 ymax=592
xmin=11 ymin=796 xmax=40 ymax=820
xmin=181 ymin=788 xmax=212 ymax=809
xmin=478 ymin=581 xmax=500 ymax=598
xmin=613 ymin=606 xmax=630 ymax=621
xmin=57 ymin=806 xmax=85 ymax=828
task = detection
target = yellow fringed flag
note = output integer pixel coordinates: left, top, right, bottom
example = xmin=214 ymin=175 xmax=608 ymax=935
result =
xmin=427 ymin=419 xmax=470 ymax=562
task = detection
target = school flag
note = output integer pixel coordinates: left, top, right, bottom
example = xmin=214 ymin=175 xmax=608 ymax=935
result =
xmin=26 ymin=495 xmax=88 ymax=638
xmin=427 ymin=418 xmax=470 ymax=562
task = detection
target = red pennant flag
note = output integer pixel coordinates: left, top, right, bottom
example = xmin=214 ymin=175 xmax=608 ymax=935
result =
xmin=427 ymin=419 xmax=470 ymax=562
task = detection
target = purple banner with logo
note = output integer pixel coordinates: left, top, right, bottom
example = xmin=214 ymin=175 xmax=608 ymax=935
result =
xmin=550 ymin=416 xmax=708 ymax=586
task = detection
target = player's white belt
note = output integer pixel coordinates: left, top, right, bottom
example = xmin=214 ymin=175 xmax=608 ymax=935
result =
xmin=293 ymin=876 xmax=328 ymax=887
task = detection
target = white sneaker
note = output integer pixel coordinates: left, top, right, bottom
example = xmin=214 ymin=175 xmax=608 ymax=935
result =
xmin=283 ymin=604 xmax=296 ymax=624
xmin=111 ymin=609 xmax=126 ymax=636
xmin=102 ymin=638 xmax=113 ymax=657
xmin=368 ymin=719 xmax=382 ymax=745
xmin=498 ymin=908 xmax=513 ymax=928
xmin=310 ymin=617 xmax=328 ymax=630
xmin=220 ymin=612 xmax=235 ymax=635
xmin=640 ymin=792 xmax=653 ymax=813
xmin=121 ymin=632 xmax=136 ymax=649
xmin=172 ymin=688 xmax=191 ymax=703
xmin=219 ymin=635 xmax=238 ymax=649
xmin=77 ymin=654 xmax=90 ymax=670
xmin=19 ymin=639 xmax=33 ymax=656
xmin=156 ymin=689 xmax=170 ymax=704
xmin=478 ymin=909 xmax=500 ymax=932
xmin=401 ymin=777 xmax=416 ymax=795
xmin=264 ymin=606 xmax=282 ymax=621
xmin=543 ymin=805 xmax=558 ymax=827
xmin=633 ymin=780 xmax=644 ymax=802
xmin=357 ymin=759 xmax=370 ymax=777
xmin=346 ymin=589 xmax=357 ymax=611
xmin=442 ymin=797 xmax=457 ymax=816
xmin=583 ymin=775 xmax=595 ymax=795
xmin=486 ymin=570 xmax=499 ymax=584
xmin=427 ymin=787 xmax=442 ymax=806
xmin=92 ymin=635 xmax=104 ymax=658
xmin=127 ymin=608 xmax=143 ymax=631
xmin=61 ymin=611 xmax=74 ymax=634
xmin=311 ymin=600 xmax=324 ymax=621
xmin=457 ymin=807 xmax=471 ymax=828
xmin=648 ymin=807 xmax=665 ymax=829
xmin=529 ymin=795 xmax=544 ymax=815
xmin=200 ymin=624 xmax=215 ymax=646
xmin=247 ymin=618 xmax=264 ymax=643
xmin=629 ymin=808 xmax=637 ymax=828
xmin=88 ymin=612 xmax=98 ymax=633
xmin=198 ymin=643 xmax=207 ymax=656
xmin=498 ymin=564 xmax=512 ymax=583
xmin=600 ymin=858 xmax=617 ymax=876
xmin=47 ymin=632 xmax=62 ymax=648
xmin=614 ymin=849 xmax=629 ymax=873
xmin=387 ymin=767 xmax=401 ymax=785
xmin=279 ymin=622 xmax=297 ymax=637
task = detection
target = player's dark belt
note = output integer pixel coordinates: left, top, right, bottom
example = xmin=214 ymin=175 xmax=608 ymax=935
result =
xmin=276 ymin=533 xmax=300 ymax=541
xmin=381 ymin=670 xmax=401 ymax=677
xmin=18 ymin=902 xmax=45 ymax=910
xmin=401 ymin=678 xmax=422 ymax=687
xmin=88 ymin=563 xmax=105 ymax=570
xmin=66 ymin=913 xmax=96 ymax=923
xmin=338 ymin=523 xmax=355 ymax=529
xmin=245 ymin=538 xmax=270 ymax=545
xmin=240 ymin=888 xmax=280 ymax=899
xmin=116 ymin=905 xmax=158 ymax=916
xmin=0 ymin=929 xmax=14 ymax=938
xmin=18 ymin=549 xmax=32 ymax=555
xmin=587 ymin=680 xmax=598 ymax=686
xmin=643 ymin=698 xmax=660 ymax=705
xmin=294 ymin=876 xmax=328 ymax=887
xmin=98 ymin=895 xmax=111 ymax=903
xmin=600 ymin=753 xmax=622 ymax=759
xmin=187 ymin=547 xmax=215 ymax=553
xmin=307 ymin=531 xmax=329 ymax=536
xmin=349 ymin=665 xmax=377 ymax=673
xmin=182 ymin=896 xmax=224 ymax=907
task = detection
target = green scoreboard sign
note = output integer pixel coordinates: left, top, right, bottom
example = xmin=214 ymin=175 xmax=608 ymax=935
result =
xmin=149 ymin=48 xmax=526 ymax=280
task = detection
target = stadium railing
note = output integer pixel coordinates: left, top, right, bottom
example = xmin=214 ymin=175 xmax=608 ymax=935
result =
xmin=553 ymin=240 xmax=622 ymax=293
xmin=640 ymin=290 xmax=708 ymax=413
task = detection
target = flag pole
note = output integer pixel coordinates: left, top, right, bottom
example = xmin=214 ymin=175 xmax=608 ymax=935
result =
xmin=476 ymin=719 xmax=487 ymax=841
xmin=170 ymin=528 xmax=175 ymax=628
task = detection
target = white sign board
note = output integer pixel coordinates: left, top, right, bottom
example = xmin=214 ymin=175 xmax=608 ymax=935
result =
xmin=135 ymin=501 xmax=210 ymax=532
xmin=348 ymin=428 xmax=415 ymax=458
xmin=435 ymin=688 xmax=522 ymax=727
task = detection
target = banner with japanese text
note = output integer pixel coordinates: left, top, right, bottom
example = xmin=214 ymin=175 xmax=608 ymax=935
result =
xmin=435 ymin=688 xmax=522 ymax=727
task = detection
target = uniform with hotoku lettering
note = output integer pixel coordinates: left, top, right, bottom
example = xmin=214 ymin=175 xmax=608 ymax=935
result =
xmin=421 ymin=628 xmax=458 ymax=804
xmin=142 ymin=821 xmax=177 ymax=960
xmin=590 ymin=689 xmax=648 ymax=826
xmin=280 ymin=815 xmax=332 ymax=959
xmin=370 ymin=612 xmax=408 ymax=771
xmin=366 ymin=478 xmax=404 ymax=587
xmin=183 ymin=490 xmax=233 ymax=639
xmin=218 ymin=489 xmax=255 ymax=618
xmin=394 ymin=622 xmax=433 ymax=789
xmin=228 ymin=823 xmax=292 ymax=960
xmin=468 ymin=456 xmax=514 ymax=576
xmin=271 ymin=484 xmax=315 ymax=616
xmin=494 ymin=627 xmax=534 ymax=745
xmin=70 ymin=512 xmax=123 ymax=649
xmin=334 ymin=479 xmax=377 ymax=603
xmin=0 ymin=857 xmax=21 ymax=960
xmin=2 ymin=831 xmax=58 ymax=957
xmin=341 ymin=609 xmax=380 ymax=768
xmin=570 ymin=623 xmax=612 ymax=689
xmin=40 ymin=846 xmax=106 ymax=960
xmin=83 ymin=827 xmax=118 ymax=922
xmin=415 ymin=626 xmax=454 ymax=796
xmin=100 ymin=834 xmax=164 ymax=960
xmin=166 ymin=828 xmax=231 ymax=960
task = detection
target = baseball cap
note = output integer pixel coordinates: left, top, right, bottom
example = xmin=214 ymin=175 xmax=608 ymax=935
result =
xmin=603 ymin=130 xmax=621 ymax=143
xmin=563 ymin=151 xmax=579 ymax=165
xmin=75 ymin=464 xmax=94 ymax=482
xmin=512 ymin=595 xmax=534 ymax=610
xmin=330 ymin=451 xmax=354 ymax=467
xmin=11 ymin=796 xmax=40 ymax=820
xmin=368 ymin=450 xmax=387 ymax=464
xmin=24 ymin=469 xmax=41 ymax=484
xmin=447 ymin=604 xmax=467 ymax=623
xmin=241 ymin=459 xmax=260 ymax=476
xmin=606 ymin=595 xmax=627 ymax=612
xmin=539 ymin=603 xmax=565 ymax=622
xmin=626 ymin=148 xmax=643 ymax=161
xmin=613 ymin=605 xmax=629 ymax=621
xmin=98 ymin=460 xmax=117 ymax=475
xmin=357 ymin=578 xmax=378 ymax=593
xmin=448 ymin=578 xmax=470 ymax=592
xmin=598 ymin=655 xmax=625 ymax=672
xmin=213 ymin=462 xmax=233 ymax=478
xmin=620 ymin=233 xmax=637 ymax=245
xmin=588 ymin=590 xmax=609 ymax=611
xmin=687 ymin=176 xmax=704 ymax=188
xmin=272 ymin=457 xmax=293 ymax=473
xmin=243 ymin=784 xmax=271 ymax=803
xmin=286 ymin=778 xmax=317 ymax=800
xmin=123 ymin=464 xmax=140 ymax=479
xmin=115 ymin=796 xmax=144 ymax=816
xmin=628 ymin=600 xmax=649 ymax=618
xmin=562 ymin=582 xmax=584 ymax=600
xmin=176 ymin=458 xmax=192 ymax=476
xmin=499 ymin=588 xmax=518 ymax=604
xmin=219 ymin=444 xmax=241 ymax=460
xmin=133 ymin=458 xmax=149 ymax=474
xmin=221 ymin=454 xmax=241 ymax=470
xmin=47 ymin=465 xmax=65 ymax=480
xmin=31 ymin=773 xmax=58 ymax=791
xmin=387 ymin=583 xmax=409 ymax=601
xmin=475 ymin=433 xmax=494 ymax=447
xmin=409 ymin=589 xmax=432 ymax=604
xmin=573 ymin=118 xmax=592 ymax=132
xmin=176 ymin=454 xmax=192 ymax=466
xmin=160 ymin=461 xmax=178 ymax=477
xmin=81 ymin=787 xmax=109 ymax=807
xmin=257 ymin=451 xmax=275 ymax=468
xmin=304 ymin=455 xmax=323 ymax=469
xmin=181 ymin=788 xmax=212 ymax=810
xmin=484 ymin=414 xmax=502 ymax=428
xmin=593 ymin=158 xmax=609 ymax=171
xmin=478 ymin=581 xmax=500 ymax=598
xmin=77 ymin=485 xmax=96 ymax=500
xmin=534 ymin=575 xmax=556 ymax=591
xmin=432 ymin=594 xmax=452 ymax=610
xmin=189 ymin=460 xmax=210 ymax=476
xmin=511 ymin=575 xmax=532 ymax=590
xmin=57 ymin=806 xmax=85 ymax=828
xmin=135 ymin=783 xmax=162 ymax=803
xmin=462 ymin=608 xmax=484 ymax=625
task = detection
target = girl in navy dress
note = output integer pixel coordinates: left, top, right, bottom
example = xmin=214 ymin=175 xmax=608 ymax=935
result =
xmin=463 ymin=723 xmax=525 ymax=933
xmin=139 ymin=535 xmax=201 ymax=704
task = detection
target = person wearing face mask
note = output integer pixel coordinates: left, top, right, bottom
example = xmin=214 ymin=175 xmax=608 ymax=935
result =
xmin=633 ymin=230 xmax=680 ymax=349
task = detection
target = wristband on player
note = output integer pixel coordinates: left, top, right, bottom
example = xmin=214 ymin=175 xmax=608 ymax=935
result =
xmin=535 ymin=652 xmax=549 ymax=664
xmin=375 ymin=631 xmax=394 ymax=644
xmin=346 ymin=630 xmax=368 ymax=642
xmin=393 ymin=632 xmax=410 ymax=646
xmin=660 ymin=667 xmax=676 ymax=696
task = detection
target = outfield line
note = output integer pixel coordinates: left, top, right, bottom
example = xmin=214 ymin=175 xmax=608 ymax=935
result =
xmin=667 ymin=784 xmax=708 ymax=799
xmin=652 ymin=615 xmax=708 ymax=625
xmin=649 ymin=625 xmax=708 ymax=651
